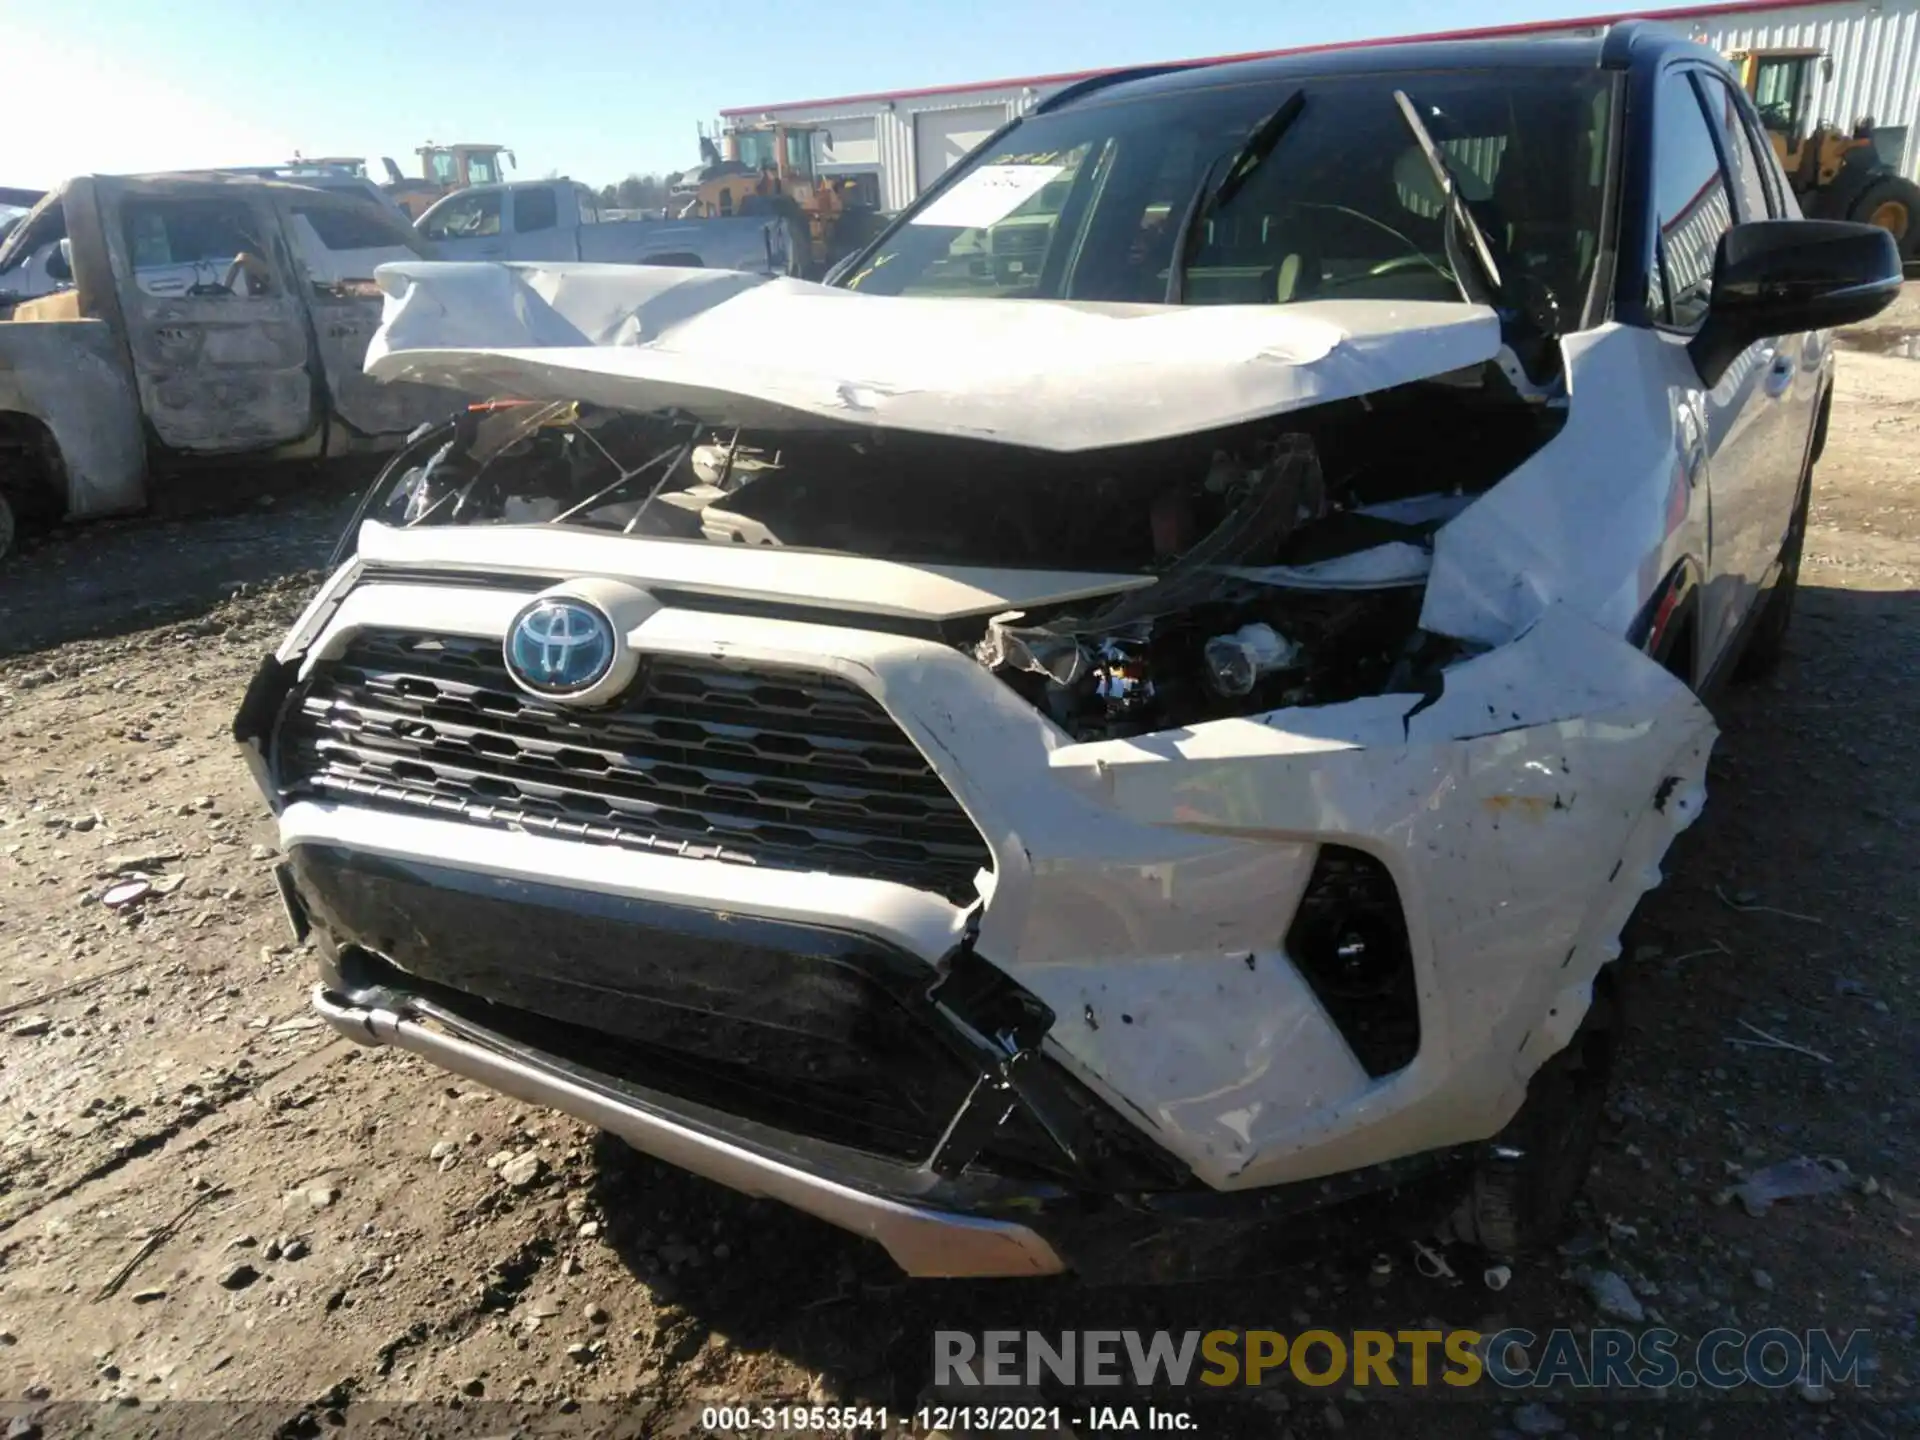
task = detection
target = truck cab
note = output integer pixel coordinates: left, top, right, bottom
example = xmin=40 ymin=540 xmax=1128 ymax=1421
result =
xmin=416 ymin=179 xmax=606 ymax=261
xmin=415 ymin=178 xmax=795 ymax=274
xmin=0 ymin=173 xmax=459 ymax=556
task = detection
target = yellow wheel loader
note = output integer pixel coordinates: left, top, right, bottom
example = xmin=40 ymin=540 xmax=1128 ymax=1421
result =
xmin=1731 ymin=47 xmax=1920 ymax=264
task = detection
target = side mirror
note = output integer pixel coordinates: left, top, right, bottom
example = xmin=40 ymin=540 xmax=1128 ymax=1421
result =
xmin=1690 ymin=219 xmax=1902 ymax=387
xmin=44 ymin=239 xmax=73 ymax=283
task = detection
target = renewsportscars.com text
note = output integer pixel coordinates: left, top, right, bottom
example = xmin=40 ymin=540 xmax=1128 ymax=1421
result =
xmin=936 ymin=1327 xmax=1873 ymax=1392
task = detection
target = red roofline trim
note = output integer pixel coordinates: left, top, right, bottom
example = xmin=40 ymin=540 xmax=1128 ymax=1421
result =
xmin=717 ymin=0 xmax=1822 ymax=116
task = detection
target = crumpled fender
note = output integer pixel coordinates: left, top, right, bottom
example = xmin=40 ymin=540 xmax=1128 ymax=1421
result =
xmin=1031 ymin=604 xmax=1715 ymax=1188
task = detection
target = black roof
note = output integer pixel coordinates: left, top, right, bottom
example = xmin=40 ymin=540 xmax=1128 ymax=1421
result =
xmin=1041 ymin=20 xmax=1721 ymax=112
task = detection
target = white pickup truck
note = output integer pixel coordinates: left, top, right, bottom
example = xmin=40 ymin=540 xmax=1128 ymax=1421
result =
xmin=416 ymin=178 xmax=793 ymax=274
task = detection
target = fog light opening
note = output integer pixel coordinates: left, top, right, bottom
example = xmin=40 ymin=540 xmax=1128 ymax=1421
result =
xmin=1284 ymin=845 xmax=1421 ymax=1077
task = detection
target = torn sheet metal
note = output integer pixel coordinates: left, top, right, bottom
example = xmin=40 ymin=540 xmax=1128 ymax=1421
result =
xmin=362 ymin=261 xmax=1502 ymax=452
xmin=1353 ymin=492 xmax=1477 ymax=527
xmin=1219 ymin=540 xmax=1432 ymax=590
xmin=1004 ymin=604 xmax=1717 ymax=1188
xmin=352 ymin=518 xmax=1156 ymax=622
xmin=1421 ymin=324 xmax=1695 ymax=647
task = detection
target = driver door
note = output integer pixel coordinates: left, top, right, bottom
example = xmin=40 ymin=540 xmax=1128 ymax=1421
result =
xmin=101 ymin=181 xmax=315 ymax=453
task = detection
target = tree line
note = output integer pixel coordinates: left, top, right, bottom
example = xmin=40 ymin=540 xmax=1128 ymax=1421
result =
xmin=596 ymin=175 xmax=677 ymax=212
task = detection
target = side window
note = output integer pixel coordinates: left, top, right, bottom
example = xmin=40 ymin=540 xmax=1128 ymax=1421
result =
xmin=1699 ymin=74 xmax=1774 ymax=220
xmin=122 ymin=198 xmax=275 ymax=298
xmin=514 ymin=187 xmax=558 ymax=234
xmin=290 ymin=203 xmax=423 ymax=294
xmin=419 ymin=191 xmax=502 ymax=240
xmin=296 ymin=204 xmax=411 ymax=251
xmin=0 ymin=205 xmax=67 ymax=285
xmin=1649 ymin=70 xmax=1735 ymax=329
xmin=576 ymin=188 xmax=599 ymax=225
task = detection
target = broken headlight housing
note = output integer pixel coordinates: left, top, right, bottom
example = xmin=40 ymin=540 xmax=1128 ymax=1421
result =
xmin=969 ymin=431 xmax=1462 ymax=740
xmin=976 ymin=587 xmax=1444 ymax=742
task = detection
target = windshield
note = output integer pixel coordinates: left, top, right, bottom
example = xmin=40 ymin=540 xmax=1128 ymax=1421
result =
xmin=844 ymin=68 xmax=1614 ymax=329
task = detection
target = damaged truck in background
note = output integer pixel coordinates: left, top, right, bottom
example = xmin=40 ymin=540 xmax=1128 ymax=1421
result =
xmin=237 ymin=25 xmax=1901 ymax=1280
xmin=0 ymin=173 xmax=461 ymax=558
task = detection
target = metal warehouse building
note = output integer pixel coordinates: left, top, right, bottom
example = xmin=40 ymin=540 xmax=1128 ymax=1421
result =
xmin=719 ymin=0 xmax=1920 ymax=211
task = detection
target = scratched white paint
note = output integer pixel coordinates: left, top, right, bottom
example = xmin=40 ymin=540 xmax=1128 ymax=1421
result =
xmin=276 ymin=581 xmax=1715 ymax=1192
xmin=1040 ymin=605 xmax=1714 ymax=1187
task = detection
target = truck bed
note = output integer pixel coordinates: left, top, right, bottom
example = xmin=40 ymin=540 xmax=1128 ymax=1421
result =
xmin=577 ymin=217 xmax=786 ymax=273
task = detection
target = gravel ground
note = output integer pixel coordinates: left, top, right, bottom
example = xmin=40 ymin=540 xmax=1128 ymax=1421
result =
xmin=1 ymin=295 xmax=1917 ymax=1439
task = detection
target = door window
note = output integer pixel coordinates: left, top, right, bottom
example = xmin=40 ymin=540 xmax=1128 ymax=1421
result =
xmin=1751 ymin=55 xmax=1813 ymax=137
xmin=738 ymin=133 xmax=777 ymax=171
xmin=1698 ymin=74 xmax=1775 ymax=220
xmin=514 ymin=187 xmax=558 ymax=233
xmin=419 ymin=191 xmax=503 ymax=240
xmin=123 ymin=198 xmax=276 ymax=298
xmin=787 ymin=130 xmax=816 ymax=177
xmin=576 ymin=188 xmax=600 ymax=225
xmin=290 ymin=202 xmax=426 ymax=295
xmin=1650 ymin=70 xmax=1735 ymax=330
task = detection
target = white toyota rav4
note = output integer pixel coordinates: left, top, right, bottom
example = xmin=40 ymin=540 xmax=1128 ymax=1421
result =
xmin=238 ymin=25 xmax=1900 ymax=1281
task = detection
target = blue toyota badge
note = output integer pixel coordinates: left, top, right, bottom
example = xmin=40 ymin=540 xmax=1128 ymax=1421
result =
xmin=504 ymin=598 xmax=616 ymax=696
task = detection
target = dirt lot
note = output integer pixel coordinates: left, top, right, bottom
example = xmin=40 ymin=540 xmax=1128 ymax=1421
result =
xmin=2 ymin=296 xmax=1918 ymax=1440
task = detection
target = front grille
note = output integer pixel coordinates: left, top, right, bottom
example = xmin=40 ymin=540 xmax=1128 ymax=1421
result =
xmin=276 ymin=630 xmax=992 ymax=901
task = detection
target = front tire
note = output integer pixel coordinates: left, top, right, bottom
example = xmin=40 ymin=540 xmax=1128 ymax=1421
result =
xmin=1735 ymin=439 xmax=1814 ymax=681
xmin=1847 ymin=174 xmax=1920 ymax=261
xmin=1451 ymin=979 xmax=1618 ymax=1257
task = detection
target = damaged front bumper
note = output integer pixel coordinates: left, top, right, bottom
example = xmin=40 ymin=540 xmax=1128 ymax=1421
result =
xmin=246 ymin=538 xmax=1714 ymax=1278
xmin=309 ymin=978 xmax=1067 ymax=1280
xmin=296 ymin=852 xmax=1481 ymax=1284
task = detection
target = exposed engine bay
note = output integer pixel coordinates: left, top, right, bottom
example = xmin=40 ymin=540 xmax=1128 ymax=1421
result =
xmin=353 ymin=360 xmax=1562 ymax=741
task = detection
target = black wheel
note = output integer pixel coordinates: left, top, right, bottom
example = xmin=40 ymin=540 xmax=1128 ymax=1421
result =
xmin=1847 ymin=174 xmax=1920 ymax=261
xmin=1735 ymin=442 xmax=1814 ymax=682
xmin=0 ymin=489 xmax=14 ymax=561
xmin=1452 ymin=978 xmax=1618 ymax=1257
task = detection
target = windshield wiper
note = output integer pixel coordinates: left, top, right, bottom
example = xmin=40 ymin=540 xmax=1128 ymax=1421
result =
xmin=1166 ymin=89 xmax=1306 ymax=303
xmin=1392 ymin=89 xmax=1503 ymax=304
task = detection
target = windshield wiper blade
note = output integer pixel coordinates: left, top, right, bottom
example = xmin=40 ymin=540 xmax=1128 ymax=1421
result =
xmin=1392 ymin=89 xmax=1503 ymax=302
xmin=1213 ymin=88 xmax=1307 ymax=214
xmin=1166 ymin=89 xmax=1306 ymax=303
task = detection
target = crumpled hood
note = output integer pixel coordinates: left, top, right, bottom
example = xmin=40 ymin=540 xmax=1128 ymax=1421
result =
xmin=364 ymin=261 xmax=1502 ymax=452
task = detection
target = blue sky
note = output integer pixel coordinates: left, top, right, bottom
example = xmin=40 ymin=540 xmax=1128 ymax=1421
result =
xmin=1 ymin=0 xmax=1706 ymax=190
